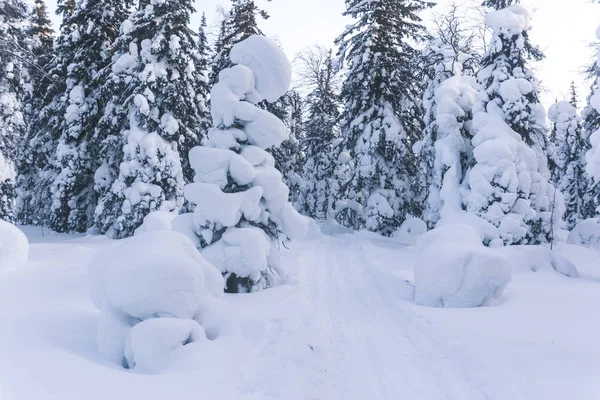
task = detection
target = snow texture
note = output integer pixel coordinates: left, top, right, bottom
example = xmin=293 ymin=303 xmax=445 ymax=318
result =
xmin=0 ymin=220 xmax=28 ymax=271
xmin=414 ymin=224 xmax=512 ymax=308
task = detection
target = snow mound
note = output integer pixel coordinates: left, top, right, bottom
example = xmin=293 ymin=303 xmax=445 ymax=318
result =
xmin=567 ymin=218 xmax=600 ymax=250
xmin=392 ymin=217 xmax=427 ymax=245
xmin=498 ymin=246 xmax=579 ymax=278
xmin=318 ymin=220 xmax=354 ymax=237
xmin=90 ymin=231 xmax=224 ymax=369
xmin=0 ymin=220 xmax=29 ymax=271
xmin=414 ymin=224 xmax=512 ymax=308
xmin=133 ymin=211 xmax=177 ymax=236
xmin=230 ymin=35 xmax=291 ymax=102
xmin=89 ymin=230 xmax=224 ymax=319
xmin=124 ymin=318 xmax=205 ymax=373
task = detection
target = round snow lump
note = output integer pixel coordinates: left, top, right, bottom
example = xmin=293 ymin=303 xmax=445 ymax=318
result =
xmin=414 ymin=224 xmax=512 ymax=308
xmin=230 ymin=35 xmax=291 ymax=102
xmin=89 ymin=230 xmax=223 ymax=320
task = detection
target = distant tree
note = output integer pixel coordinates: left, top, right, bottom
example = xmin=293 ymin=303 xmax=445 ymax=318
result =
xmin=569 ymin=80 xmax=578 ymax=109
xmin=548 ymin=101 xmax=589 ymax=230
xmin=0 ymin=0 xmax=29 ymax=221
xmin=296 ymin=46 xmax=341 ymax=220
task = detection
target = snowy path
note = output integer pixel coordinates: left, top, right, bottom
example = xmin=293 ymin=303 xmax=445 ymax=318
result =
xmin=1 ymin=228 xmax=600 ymax=399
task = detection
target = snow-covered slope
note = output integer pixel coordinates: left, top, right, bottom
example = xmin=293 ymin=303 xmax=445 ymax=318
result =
xmin=0 ymin=226 xmax=599 ymax=399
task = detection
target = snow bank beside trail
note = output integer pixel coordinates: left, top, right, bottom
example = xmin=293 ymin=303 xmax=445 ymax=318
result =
xmin=414 ymin=224 xmax=512 ymax=308
xmin=0 ymin=220 xmax=29 ymax=271
xmin=498 ymin=246 xmax=578 ymax=278
xmin=89 ymin=230 xmax=224 ymax=371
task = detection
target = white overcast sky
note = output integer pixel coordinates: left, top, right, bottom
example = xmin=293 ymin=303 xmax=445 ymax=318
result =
xmin=45 ymin=0 xmax=599 ymax=111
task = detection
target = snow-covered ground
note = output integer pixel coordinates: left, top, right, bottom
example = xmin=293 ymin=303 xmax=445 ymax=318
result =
xmin=1 ymin=225 xmax=600 ymax=400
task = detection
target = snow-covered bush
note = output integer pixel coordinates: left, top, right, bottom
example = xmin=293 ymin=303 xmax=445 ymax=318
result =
xmin=567 ymin=218 xmax=600 ymax=250
xmin=176 ymin=35 xmax=308 ymax=293
xmin=414 ymin=224 xmax=512 ymax=308
xmin=0 ymin=219 xmax=28 ymax=271
xmin=89 ymin=230 xmax=223 ymax=370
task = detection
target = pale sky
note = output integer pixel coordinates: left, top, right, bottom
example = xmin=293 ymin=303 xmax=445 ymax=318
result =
xmin=45 ymin=0 xmax=599 ymax=111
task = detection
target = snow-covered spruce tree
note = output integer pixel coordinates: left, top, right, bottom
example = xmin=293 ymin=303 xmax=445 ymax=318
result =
xmin=44 ymin=0 xmax=132 ymax=233
xmin=0 ymin=0 xmax=29 ymax=222
xmin=583 ymin=29 xmax=600 ymax=219
xmin=209 ymin=0 xmax=270 ymax=87
xmin=16 ymin=0 xmax=73 ymax=225
xmin=195 ymin=13 xmax=212 ymax=144
xmin=297 ymin=47 xmax=341 ymax=220
xmin=178 ymin=35 xmax=307 ymax=293
xmin=466 ymin=4 xmax=559 ymax=245
xmin=418 ymin=5 xmax=480 ymax=228
xmin=268 ymin=91 xmax=305 ymax=206
xmin=15 ymin=0 xmax=55 ymax=225
xmin=94 ymin=0 xmax=206 ymax=238
xmin=26 ymin=0 xmax=53 ymax=113
xmin=548 ymin=101 xmax=589 ymax=230
xmin=334 ymin=0 xmax=433 ymax=235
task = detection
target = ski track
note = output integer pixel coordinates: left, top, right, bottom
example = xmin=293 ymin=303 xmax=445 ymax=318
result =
xmin=236 ymin=234 xmax=492 ymax=400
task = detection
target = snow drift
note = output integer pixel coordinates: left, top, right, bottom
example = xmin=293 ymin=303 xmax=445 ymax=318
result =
xmin=414 ymin=224 xmax=512 ymax=308
xmin=0 ymin=220 xmax=29 ymax=271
